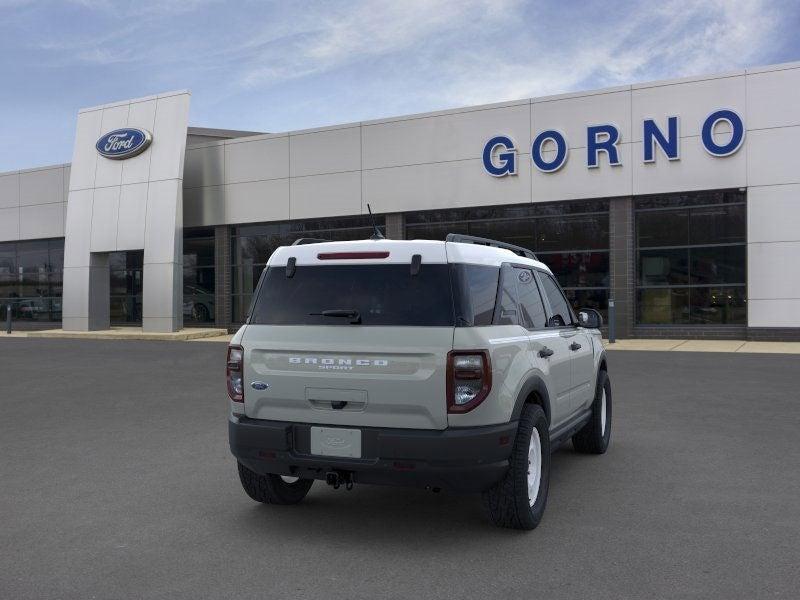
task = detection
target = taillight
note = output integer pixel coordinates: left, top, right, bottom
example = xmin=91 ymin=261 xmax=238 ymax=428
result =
xmin=447 ymin=350 xmax=492 ymax=413
xmin=227 ymin=345 xmax=244 ymax=402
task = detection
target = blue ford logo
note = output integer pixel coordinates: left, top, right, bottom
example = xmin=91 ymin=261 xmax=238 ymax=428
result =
xmin=251 ymin=381 xmax=269 ymax=390
xmin=96 ymin=128 xmax=152 ymax=160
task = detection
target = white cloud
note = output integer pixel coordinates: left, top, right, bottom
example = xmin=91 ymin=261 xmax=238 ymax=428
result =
xmin=434 ymin=0 xmax=783 ymax=106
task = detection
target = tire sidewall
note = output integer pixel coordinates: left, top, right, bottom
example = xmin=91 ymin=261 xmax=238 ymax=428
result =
xmin=596 ymin=371 xmax=612 ymax=449
xmin=515 ymin=405 xmax=551 ymax=528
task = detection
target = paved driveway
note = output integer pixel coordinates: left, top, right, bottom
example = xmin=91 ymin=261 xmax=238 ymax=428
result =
xmin=1 ymin=339 xmax=798 ymax=599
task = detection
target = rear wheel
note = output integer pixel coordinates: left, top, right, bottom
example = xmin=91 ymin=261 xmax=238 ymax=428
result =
xmin=482 ymin=403 xmax=550 ymax=530
xmin=572 ymin=370 xmax=612 ymax=454
xmin=237 ymin=462 xmax=314 ymax=505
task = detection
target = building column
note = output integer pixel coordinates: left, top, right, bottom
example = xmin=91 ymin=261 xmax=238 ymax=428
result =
xmin=62 ymin=251 xmax=110 ymax=331
xmin=214 ymin=225 xmax=232 ymax=330
xmin=385 ymin=213 xmax=405 ymax=239
xmin=608 ymin=197 xmax=634 ymax=339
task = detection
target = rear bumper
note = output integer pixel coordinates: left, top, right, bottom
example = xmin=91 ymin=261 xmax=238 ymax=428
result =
xmin=229 ymin=415 xmax=517 ymax=493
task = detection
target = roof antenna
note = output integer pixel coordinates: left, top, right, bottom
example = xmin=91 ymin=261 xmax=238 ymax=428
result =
xmin=366 ymin=203 xmax=385 ymax=240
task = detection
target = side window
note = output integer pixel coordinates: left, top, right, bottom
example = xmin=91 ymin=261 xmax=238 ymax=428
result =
xmin=493 ymin=264 xmax=519 ymax=325
xmin=514 ymin=268 xmax=547 ymax=329
xmin=539 ymin=271 xmax=573 ymax=327
xmin=452 ymin=264 xmax=500 ymax=326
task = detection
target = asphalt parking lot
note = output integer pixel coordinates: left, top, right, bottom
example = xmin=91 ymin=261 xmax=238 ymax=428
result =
xmin=1 ymin=339 xmax=798 ymax=600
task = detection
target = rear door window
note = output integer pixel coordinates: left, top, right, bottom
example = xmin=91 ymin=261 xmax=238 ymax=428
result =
xmin=250 ymin=264 xmax=454 ymax=326
xmin=538 ymin=271 xmax=574 ymax=326
xmin=493 ymin=264 xmax=519 ymax=326
xmin=451 ymin=264 xmax=499 ymax=326
xmin=514 ymin=267 xmax=547 ymax=329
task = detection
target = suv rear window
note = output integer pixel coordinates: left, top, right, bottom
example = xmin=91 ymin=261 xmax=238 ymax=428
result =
xmin=250 ymin=264 xmax=455 ymax=326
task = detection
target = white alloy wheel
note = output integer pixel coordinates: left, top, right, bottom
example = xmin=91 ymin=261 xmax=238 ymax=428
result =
xmin=527 ymin=429 xmax=542 ymax=506
xmin=600 ymin=389 xmax=607 ymax=436
xmin=280 ymin=475 xmax=300 ymax=484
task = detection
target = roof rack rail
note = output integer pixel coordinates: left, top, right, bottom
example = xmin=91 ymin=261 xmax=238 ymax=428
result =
xmin=445 ymin=233 xmax=537 ymax=260
xmin=292 ymin=238 xmax=330 ymax=246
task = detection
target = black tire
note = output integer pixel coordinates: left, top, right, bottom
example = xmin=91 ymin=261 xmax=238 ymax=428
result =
xmin=572 ymin=370 xmax=612 ymax=454
xmin=237 ymin=462 xmax=314 ymax=505
xmin=482 ymin=404 xmax=550 ymax=530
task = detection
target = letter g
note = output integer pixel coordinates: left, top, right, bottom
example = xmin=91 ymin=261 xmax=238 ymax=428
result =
xmin=483 ymin=136 xmax=517 ymax=176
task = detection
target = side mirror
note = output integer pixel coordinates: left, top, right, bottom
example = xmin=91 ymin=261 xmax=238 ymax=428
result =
xmin=577 ymin=308 xmax=603 ymax=329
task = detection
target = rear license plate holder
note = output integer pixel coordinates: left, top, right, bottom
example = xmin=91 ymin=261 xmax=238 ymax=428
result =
xmin=310 ymin=426 xmax=362 ymax=458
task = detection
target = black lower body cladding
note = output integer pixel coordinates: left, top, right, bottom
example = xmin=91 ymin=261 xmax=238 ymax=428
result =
xmin=229 ymin=416 xmax=518 ymax=493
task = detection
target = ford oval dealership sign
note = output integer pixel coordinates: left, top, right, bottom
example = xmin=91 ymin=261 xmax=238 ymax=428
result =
xmin=95 ymin=128 xmax=152 ymax=160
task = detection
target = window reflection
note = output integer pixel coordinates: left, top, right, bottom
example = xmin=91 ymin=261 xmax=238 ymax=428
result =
xmin=405 ymin=201 xmax=611 ymax=320
xmin=635 ymin=190 xmax=746 ymax=325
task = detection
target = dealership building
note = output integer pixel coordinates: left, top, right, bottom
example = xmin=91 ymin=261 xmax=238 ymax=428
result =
xmin=1 ymin=60 xmax=799 ymax=339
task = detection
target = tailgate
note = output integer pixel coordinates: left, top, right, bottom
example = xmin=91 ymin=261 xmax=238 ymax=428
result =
xmin=242 ymin=325 xmax=453 ymax=430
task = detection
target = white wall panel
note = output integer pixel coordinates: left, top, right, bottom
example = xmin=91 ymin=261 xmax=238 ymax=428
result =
xmin=0 ymin=207 xmax=19 ymax=240
xmin=746 ymin=68 xmax=800 ymax=130
xmin=534 ymin=90 xmax=631 ymax=147
xmin=19 ymin=202 xmax=64 ymax=240
xmin=149 ymin=93 xmax=191 ymax=182
xmin=290 ymin=171 xmax=361 ymax=219
xmin=290 ymin=126 xmax=360 ymax=177
xmin=363 ymin=103 xmax=530 ymax=169
xmin=69 ymin=109 xmax=103 ymax=191
xmin=0 ymin=173 xmax=19 ymax=209
xmin=364 ymin=158 xmax=531 ymax=214
xmin=532 ymin=144 xmax=632 ymax=202
xmin=143 ymin=178 xmax=181 ymax=264
xmin=116 ymin=183 xmax=148 ymax=250
xmin=748 ymin=241 xmax=800 ymax=300
xmin=632 ymin=139 xmax=746 ymax=195
xmin=89 ymin=186 xmax=120 ymax=252
xmin=121 ymin=99 xmax=157 ymax=185
xmin=61 ymin=267 xmax=90 ymax=319
xmin=225 ymin=136 xmax=289 ymax=183
xmin=19 ymin=167 xmax=64 ymax=206
xmin=94 ymin=104 xmax=129 ymax=189
xmin=225 ymin=178 xmax=289 ymax=224
xmin=746 ymin=126 xmax=800 ymax=186
xmin=748 ymin=299 xmax=800 ymax=327
xmin=631 ymin=75 xmax=746 ymax=141
xmin=63 ymin=189 xmax=93 ymax=268
xmin=747 ymin=184 xmax=800 ymax=243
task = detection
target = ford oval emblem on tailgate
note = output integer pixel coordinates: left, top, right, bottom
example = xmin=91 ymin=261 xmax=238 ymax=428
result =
xmin=251 ymin=381 xmax=269 ymax=390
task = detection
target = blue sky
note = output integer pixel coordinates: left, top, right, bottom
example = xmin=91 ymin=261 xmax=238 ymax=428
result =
xmin=1 ymin=0 xmax=798 ymax=171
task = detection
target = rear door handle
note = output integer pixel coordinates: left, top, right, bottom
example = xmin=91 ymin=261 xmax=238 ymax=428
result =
xmin=538 ymin=347 xmax=554 ymax=358
xmin=569 ymin=342 xmax=582 ymax=351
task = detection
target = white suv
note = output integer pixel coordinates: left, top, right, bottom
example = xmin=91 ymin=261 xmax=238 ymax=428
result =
xmin=227 ymin=234 xmax=611 ymax=530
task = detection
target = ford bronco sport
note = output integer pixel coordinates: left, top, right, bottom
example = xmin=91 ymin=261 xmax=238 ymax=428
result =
xmin=228 ymin=234 xmax=611 ymax=530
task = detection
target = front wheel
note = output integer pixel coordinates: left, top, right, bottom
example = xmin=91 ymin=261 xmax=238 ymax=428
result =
xmin=572 ymin=370 xmax=612 ymax=454
xmin=482 ymin=403 xmax=550 ymax=530
xmin=237 ymin=462 xmax=314 ymax=505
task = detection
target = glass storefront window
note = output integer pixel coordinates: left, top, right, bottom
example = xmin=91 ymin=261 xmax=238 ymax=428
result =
xmin=109 ymin=251 xmax=143 ymax=325
xmin=0 ymin=238 xmax=64 ymax=322
xmin=183 ymin=228 xmax=216 ymax=325
xmin=635 ymin=190 xmax=746 ymax=325
xmin=405 ymin=201 xmax=611 ymax=319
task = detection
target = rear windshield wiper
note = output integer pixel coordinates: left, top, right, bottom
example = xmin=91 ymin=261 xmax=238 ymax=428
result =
xmin=309 ymin=309 xmax=362 ymax=324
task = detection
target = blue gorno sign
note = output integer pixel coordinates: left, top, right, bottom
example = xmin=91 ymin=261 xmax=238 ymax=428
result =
xmin=96 ymin=128 xmax=153 ymax=160
xmin=483 ymin=108 xmax=745 ymax=176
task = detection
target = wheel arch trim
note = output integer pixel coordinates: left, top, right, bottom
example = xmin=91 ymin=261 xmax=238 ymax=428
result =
xmin=511 ymin=375 xmax=552 ymax=424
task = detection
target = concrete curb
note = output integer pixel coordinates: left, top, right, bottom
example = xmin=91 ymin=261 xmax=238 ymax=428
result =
xmin=603 ymin=339 xmax=800 ymax=354
xmin=13 ymin=327 xmax=229 ymax=341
